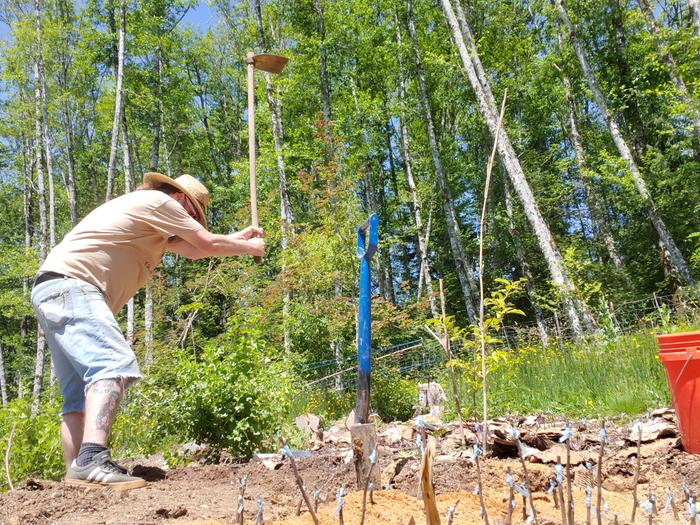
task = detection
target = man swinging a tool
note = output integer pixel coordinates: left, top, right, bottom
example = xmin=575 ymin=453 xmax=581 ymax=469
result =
xmin=31 ymin=172 xmax=264 ymax=489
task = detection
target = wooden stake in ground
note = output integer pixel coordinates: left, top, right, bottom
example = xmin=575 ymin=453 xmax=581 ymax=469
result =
xmin=631 ymin=421 xmax=642 ymax=522
xmin=280 ymin=438 xmax=320 ymax=525
xmin=477 ymin=89 xmax=508 ymax=453
xmin=420 ymin=435 xmax=441 ymax=525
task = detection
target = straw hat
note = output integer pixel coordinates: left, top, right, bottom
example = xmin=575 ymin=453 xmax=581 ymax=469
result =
xmin=142 ymin=172 xmax=210 ymax=228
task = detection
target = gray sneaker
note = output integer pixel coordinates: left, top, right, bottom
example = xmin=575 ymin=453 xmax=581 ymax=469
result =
xmin=65 ymin=450 xmax=146 ymax=490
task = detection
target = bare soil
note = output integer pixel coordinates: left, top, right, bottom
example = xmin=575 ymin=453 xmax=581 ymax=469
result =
xmin=1 ymin=412 xmax=698 ymax=525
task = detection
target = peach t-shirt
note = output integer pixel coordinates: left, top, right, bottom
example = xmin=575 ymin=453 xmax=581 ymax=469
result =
xmin=40 ymin=190 xmax=203 ymax=313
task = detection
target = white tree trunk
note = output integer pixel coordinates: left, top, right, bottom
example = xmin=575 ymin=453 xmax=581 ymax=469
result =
xmin=407 ymin=0 xmax=477 ymax=322
xmin=32 ymin=0 xmax=49 ymax=415
xmin=57 ymin=0 xmax=78 ymax=226
xmin=555 ymin=0 xmax=696 ymax=286
xmin=441 ymin=0 xmax=594 ymax=335
xmin=40 ymin=68 xmax=55 ymax=249
xmin=503 ymin=178 xmax=549 ymax=346
xmin=0 ymin=341 xmax=8 ymax=406
xmin=689 ymin=0 xmax=700 ymax=38
xmin=556 ymin=29 xmax=625 ymax=271
xmin=105 ymin=0 xmax=126 ymax=202
xmin=123 ymin=116 xmax=135 ymax=346
xmin=395 ymin=15 xmax=438 ymax=319
xmin=253 ymin=0 xmax=294 ymax=353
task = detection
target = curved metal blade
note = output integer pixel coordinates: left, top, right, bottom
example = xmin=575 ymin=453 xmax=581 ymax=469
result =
xmin=253 ymin=53 xmax=288 ymax=74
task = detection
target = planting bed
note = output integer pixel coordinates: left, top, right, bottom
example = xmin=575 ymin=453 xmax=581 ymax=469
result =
xmin=1 ymin=409 xmax=699 ymax=525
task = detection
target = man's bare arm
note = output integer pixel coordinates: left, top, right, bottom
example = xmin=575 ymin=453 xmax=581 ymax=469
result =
xmin=167 ymin=228 xmax=264 ymax=260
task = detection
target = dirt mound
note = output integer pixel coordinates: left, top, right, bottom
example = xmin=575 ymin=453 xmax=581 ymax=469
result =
xmin=1 ymin=412 xmax=698 ymax=525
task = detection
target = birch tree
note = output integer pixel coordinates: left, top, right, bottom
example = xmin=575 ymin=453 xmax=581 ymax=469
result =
xmin=252 ymin=0 xmax=294 ymax=352
xmin=637 ymin=0 xmax=700 ymax=142
xmin=31 ymin=0 xmax=49 ymax=416
xmin=406 ymin=0 xmax=477 ymax=322
xmin=555 ymin=0 xmax=696 ymax=286
xmin=689 ymin=0 xmax=700 ymax=37
xmin=0 ymin=342 xmax=7 ymax=406
xmin=440 ymin=0 xmax=595 ymax=335
xmin=105 ymin=0 xmax=126 ymax=202
xmin=395 ymin=12 xmax=438 ymax=319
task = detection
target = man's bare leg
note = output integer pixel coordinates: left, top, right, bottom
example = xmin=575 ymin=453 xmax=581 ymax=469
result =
xmin=61 ymin=412 xmax=84 ymax=469
xmin=82 ymin=378 xmax=124 ymax=445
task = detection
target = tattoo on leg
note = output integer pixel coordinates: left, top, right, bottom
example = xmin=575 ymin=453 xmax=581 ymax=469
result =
xmin=91 ymin=379 xmax=123 ymax=432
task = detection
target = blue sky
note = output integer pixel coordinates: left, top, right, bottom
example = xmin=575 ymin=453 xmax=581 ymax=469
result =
xmin=0 ymin=1 xmax=217 ymax=42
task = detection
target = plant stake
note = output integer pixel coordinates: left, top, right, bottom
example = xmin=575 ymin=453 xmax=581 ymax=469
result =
xmin=446 ymin=501 xmax=459 ymax=525
xmin=560 ymin=424 xmax=575 ymax=525
xmin=236 ymin=475 xmax=247 ymax=525
xmin=555 ymin=458 xmax=568 ymax=525
xmin=280 ymin=437 xmax=320 ymax=525
xmin=505 ymin=468 xmax=515 ymax=525
xmin=255 ymin=497 xmax=264 ymax=525
xmin=596 ymin=423 xmax=606 ymax=525
xmin=631 ymin=421 xmax=642 ymax=522
xmin=512 ymin=427 xmax=538 ymax=524
xmin=471 ymin=444 xmax=490 ymax=524
xmin=359 ymin=448 xmax=378 ymax=525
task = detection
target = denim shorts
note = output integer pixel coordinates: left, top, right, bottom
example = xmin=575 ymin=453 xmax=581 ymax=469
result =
xmin=31 ymin=276 xmax=142 ymax=415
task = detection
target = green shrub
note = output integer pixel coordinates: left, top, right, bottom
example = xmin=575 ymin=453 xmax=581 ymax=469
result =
xmin=159 ymin=321 xmax=293 ymax=456
xmin=0 ymin=397 xmax=64 ymax=491
xmin=371 ymin=370 xmax=417 ymax=422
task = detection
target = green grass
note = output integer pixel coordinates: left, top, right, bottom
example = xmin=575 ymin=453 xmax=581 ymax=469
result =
xmin=448 ymin=330 xmax=674 ymax=420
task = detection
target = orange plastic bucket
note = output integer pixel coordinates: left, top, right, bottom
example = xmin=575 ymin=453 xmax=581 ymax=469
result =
xmin=657 ymin=331 xmax=700 ymax=454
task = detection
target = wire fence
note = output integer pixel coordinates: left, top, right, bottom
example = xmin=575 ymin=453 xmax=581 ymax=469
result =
xmin=292 ymin=289 xmax=700 ymax=402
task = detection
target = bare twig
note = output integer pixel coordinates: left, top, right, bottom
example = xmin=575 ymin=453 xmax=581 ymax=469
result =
xmin=4 ymin=422 xmax=16 ymax=491
xmin=477 ymin=89 xmax=508 ymax=452
xmin=512 ymin=429 xmax=538 ymax=524
xmin=236 ymin=475 xmax=247 ymax=525
xmin=280 ymin=437 xmax=320 ymax=525
xmin=446 ymin=500 xmax=459 ymax=525
xmin=359 ymin=448 xmax=377 ymax=525
xmin=505 ymin=468 xmax=515 ymax=525
xmin=255 ymin=497 xmax=264 ymax=525
xmin=556 ymin=457 xmax=568 ymax=525
xmin=596 ymin=422 xmax=606 ymax=525
xmin=561 ymin=425 xmax=575 ymax=525
xmin=586 ymin=485 xmax=592 ymax=525
xmin=667 ymin=489 xmax=679 ymax=520
xmin=471 ymin=445 xmax=490 ymax=524
xmin=333 ymin=488 xmax=345 ymax=525
xmin=631 ymin=422 xmax=642 ymax=522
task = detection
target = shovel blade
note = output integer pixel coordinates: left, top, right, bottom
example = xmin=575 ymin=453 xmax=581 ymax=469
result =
xmin=253 ymin=53 xmax=288 ymax=74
